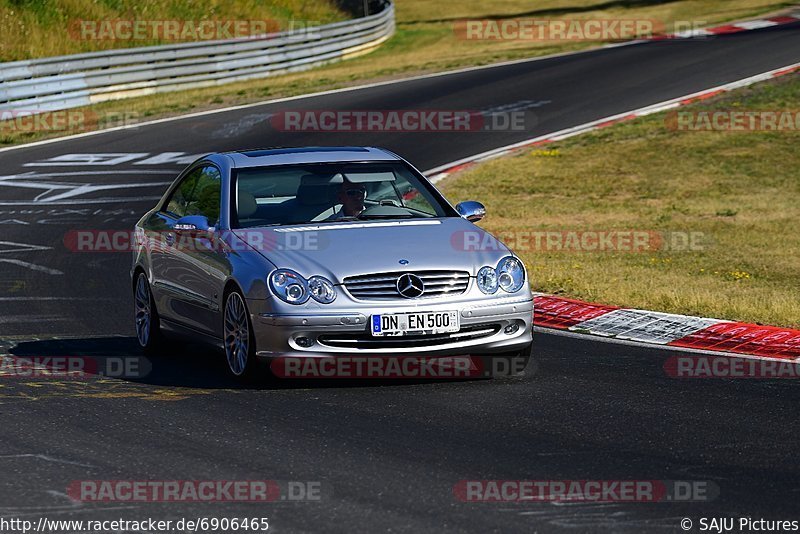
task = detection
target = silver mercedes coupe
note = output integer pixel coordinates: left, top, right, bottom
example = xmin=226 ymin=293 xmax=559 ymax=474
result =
xmin=131 ymin=147 xmax=533 ymax=379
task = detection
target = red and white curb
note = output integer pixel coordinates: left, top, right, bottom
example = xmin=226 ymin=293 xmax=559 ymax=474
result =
xmin=534 ymin=295 xmax=800 ymax=361
xmin=426 ymin=12 xmax=800 ymax=183
xmin=669 ymin=13 xmax=800 ymax=38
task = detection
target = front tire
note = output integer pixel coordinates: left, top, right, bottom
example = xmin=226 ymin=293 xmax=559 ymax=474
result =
xmin=134 ymin=272 xmax=165 ymax=354
xmin=223 ymin=289 xmax=259 ymax=380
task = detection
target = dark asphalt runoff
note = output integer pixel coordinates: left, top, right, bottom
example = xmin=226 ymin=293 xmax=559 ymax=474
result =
xmin=1 ymin=22 xmax=799 ymax=533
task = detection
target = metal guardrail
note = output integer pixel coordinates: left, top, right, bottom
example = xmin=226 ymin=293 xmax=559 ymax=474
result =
xmin=0 ymin=2 xmax=394 ymax=113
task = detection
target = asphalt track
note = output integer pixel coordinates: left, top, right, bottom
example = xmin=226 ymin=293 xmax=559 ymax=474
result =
xmin=1 ymin=23 xmax=800 ymax=532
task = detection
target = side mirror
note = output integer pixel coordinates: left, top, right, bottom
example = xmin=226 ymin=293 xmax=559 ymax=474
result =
xmin=174 ymin=215 xmax=211 ymax=232
xmin=456 ymin=201 xmax=486 ymax=223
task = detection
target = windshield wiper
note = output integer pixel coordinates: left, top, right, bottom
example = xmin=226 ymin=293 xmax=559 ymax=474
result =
xmin=332 ymin=214 xmax=415 ymax=222
xmin=331 ymin=210 xmax=418 ymax=222
xmin=358 ymin=213 xmax=415 ymax=220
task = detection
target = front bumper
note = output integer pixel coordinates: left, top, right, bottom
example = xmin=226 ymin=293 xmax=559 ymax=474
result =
xmin=248 ymin=294 xmax=533 ymax=358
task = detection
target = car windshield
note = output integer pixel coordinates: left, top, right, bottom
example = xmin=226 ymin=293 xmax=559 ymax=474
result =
xmin=232 ymin=162 xmax=454 ymax=228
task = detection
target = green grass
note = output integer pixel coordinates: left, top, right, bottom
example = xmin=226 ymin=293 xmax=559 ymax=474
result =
xmin=1 ymin=0 xmax=796 ymax=146
xmin=439 ymin=72 xmax=800 ymax=328
xmin=0 ymin=0 xmax=346 ymax=61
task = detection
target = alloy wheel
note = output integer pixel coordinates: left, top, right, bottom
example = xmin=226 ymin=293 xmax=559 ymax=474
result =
xmin=134 ymin=274 xmax=152 ymax=347
xmin=224 ymin=292 xmax=250 ymax=376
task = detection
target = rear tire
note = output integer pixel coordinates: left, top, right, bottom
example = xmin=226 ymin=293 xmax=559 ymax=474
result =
xmin=134 ymin=272 xmax=165 ymax=354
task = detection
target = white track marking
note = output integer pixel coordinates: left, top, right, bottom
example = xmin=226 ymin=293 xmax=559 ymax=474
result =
xmin=0 ymin=454 xmax=95 ymax=468
xmin=0 ymin=315 xmax=69 ymax=324
xmin=0 ymin=171 xmax=172 ymax=204
xmin=23 ymin=152 xmax=204 ymax=167
xmin=0 ymin=259 xmax=63 ymax=275
xmin=0 ymin=240 xmax=51 ymax=254
xmin=0 ymin=170 xmax=176 ymax=177
xmin=0 ymin=297 xmax=117 ymax=301
xmin=0 ymin=198 xmax=164 ymax=206
xmin=24 ymin=153 xmax=149 ymax=166
xmin=0 ymin=241 xmax=61 ymax=275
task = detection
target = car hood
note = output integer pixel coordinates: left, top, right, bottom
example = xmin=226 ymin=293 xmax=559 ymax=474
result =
xmin=233 ymin=217 xmax=513 ymax=282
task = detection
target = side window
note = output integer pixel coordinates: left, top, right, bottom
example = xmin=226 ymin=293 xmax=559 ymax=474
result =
xmin=184 ymin=166 xmax=222 ymax=224
xmin=164 ymin=168 xmax=202 ymax=218
xmin=163 ymin=166 xmax=222 ymax=224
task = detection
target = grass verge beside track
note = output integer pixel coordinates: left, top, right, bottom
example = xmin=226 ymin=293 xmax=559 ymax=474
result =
xmin=1 ymin=0 xmax=794 ymax=146
xmin=0 ymin=0 xmax=346 ymax=61
xmin=440 ymin=72 xmax=800 ymax=328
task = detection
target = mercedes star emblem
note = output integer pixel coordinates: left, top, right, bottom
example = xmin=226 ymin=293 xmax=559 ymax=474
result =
xmin=396 ymin=273 xmax=424 ymax=298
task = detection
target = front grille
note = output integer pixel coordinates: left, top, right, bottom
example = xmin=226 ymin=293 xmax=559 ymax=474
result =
xmin=343 ymin=270 xmax=470 ymax=300
xmin=318 ymin=323 xmax=501 ymax=349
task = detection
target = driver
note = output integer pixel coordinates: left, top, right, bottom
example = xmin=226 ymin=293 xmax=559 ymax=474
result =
xmin=327 ymin=180 xmax=366 ymax=220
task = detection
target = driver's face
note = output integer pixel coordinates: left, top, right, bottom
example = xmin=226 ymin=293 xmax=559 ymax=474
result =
xmin=339 ymin=183 xmax=366 ymax=215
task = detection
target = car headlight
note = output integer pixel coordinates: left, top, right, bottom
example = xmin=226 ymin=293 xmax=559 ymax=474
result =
xmin=497 ymin=256 xmax=525 ymax=293
xmin=308 ymin=276 xmax=337 ymax=304
xmin=269 ymin=269 xmax=309 ymax=304
xmin=477 ymin=266 xmax=498 ymax=294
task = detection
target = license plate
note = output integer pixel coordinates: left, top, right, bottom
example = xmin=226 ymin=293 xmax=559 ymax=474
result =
xmin=371 ymin=311 xmax=460 ymax=336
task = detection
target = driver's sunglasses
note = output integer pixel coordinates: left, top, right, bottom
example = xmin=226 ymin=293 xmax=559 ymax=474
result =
xmin=345 ymin=188 xmax=367 ymax=198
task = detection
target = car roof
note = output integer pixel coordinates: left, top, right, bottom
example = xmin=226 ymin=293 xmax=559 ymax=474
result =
xmin=220 ymin=146 xmax=401 ymax=168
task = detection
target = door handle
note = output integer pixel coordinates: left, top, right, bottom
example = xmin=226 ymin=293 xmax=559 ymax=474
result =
xmin=165 ymin=232 xmax=175 ymax=246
